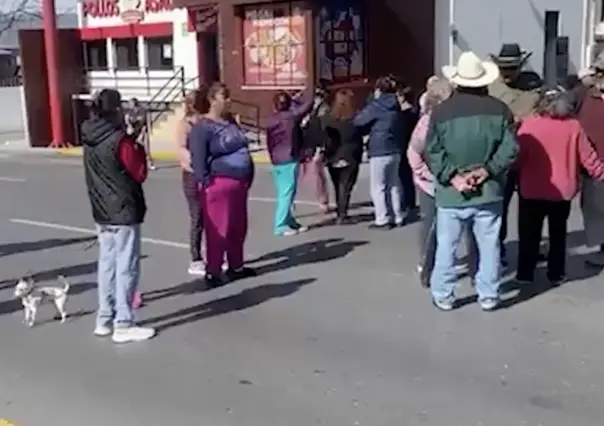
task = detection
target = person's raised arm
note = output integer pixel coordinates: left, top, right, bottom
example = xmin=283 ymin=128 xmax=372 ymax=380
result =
xmin=117 ymin=134 xmax=148 ymax=183
xmin=188 ymin=124 xmax=210 ymax=184
xmin=353 ymin=102 xmax=378 ymax=136
xmin=290 ymin=90 xmax=315 ymax=120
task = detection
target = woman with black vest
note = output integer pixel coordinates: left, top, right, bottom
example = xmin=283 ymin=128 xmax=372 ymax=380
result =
xmin=82 ymin=89 xmax=155 ymax=344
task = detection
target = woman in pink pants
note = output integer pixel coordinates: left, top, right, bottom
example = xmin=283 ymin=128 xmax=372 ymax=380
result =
xmin=188 ymin=82 xmax=256 ymax=287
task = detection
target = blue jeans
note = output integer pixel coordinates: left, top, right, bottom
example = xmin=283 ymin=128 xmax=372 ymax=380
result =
xmin=430 ymin=202 xmax=502 ymax=303
xmin=95 ymin=224 xmax=141 ymax=328
xmin=271 ymin=161 xmax=301 ymax=235
xmin=369 ymin=154 xmax=404 ymax=225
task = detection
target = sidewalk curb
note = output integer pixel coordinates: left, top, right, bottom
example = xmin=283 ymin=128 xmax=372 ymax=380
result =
xmin=56 ymin=147 xmax=272 ymax=164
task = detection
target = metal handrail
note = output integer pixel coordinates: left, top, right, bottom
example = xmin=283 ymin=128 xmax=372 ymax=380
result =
xmin=145 ymin=68 xmax=186 ymax=128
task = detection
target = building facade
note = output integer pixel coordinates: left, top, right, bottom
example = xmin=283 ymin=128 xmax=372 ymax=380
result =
xmin=167 ymin=0 xmax=435 ymax=125
xmin=434 ymin=0 xmax=603 ymax=79
xmin=77 ymin=0 xmax=201 ymax=99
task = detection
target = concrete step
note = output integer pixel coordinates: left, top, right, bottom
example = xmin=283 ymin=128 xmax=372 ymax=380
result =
xmin=149 ymin=105 xmax=182 ymax=144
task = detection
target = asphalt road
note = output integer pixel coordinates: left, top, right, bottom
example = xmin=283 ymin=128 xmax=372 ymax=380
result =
xmin=0 ymin=153 xmax=602 ymax=426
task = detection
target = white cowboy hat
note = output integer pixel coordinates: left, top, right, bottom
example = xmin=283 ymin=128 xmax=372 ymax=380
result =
xmin=442 ymin=51 xmax=500 ymax=88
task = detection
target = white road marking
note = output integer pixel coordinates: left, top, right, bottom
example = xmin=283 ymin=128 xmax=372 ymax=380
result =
xmin=9 ymin=218 xmax=188 ymax=249
xmin=249 ymin=196 xmax=316 ymax=206
xmin=0 ymin=176 xmax=25 ymax=182
xmin=9 ymin=218 xmax=411 ymax=278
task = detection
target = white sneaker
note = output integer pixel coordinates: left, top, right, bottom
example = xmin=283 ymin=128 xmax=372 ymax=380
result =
xmin=296 ymin=226 xmax=309 ymax=233
xmin=112 ymin=326 xmax=156 ymax=343
xmin=94 ymin=324 xmax=112 ymax=337
xmin=187 ymin=261 xmax=206 ymax=276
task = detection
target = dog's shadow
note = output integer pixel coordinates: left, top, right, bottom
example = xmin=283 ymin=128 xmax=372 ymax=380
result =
xmin=34 ymin=309 xmax=95 ymax=326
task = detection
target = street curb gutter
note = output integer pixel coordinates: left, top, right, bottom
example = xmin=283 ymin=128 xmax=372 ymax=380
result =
xmin=57 ymin=147 xmax=272 ymax=164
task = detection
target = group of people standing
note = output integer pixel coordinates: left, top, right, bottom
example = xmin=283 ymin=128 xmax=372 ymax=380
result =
xmin=409 ymin=45 xmax=604 ymax=311
xmin=265 ymin=76 xmax=420 ymax=234
xmin=78 ymin=43 xmax=604 ymax=344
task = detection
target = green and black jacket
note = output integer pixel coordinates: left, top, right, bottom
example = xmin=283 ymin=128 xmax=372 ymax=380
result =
xmin=425 ymin=91 xmax=519 ymax=208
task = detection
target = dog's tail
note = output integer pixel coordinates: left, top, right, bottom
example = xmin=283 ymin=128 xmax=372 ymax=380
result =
xmin=57 ymin=275 xmax=70 ymax=293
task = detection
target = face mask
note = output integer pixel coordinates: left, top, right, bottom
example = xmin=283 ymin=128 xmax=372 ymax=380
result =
xmin=374 ymin=89 xmax=381 ymax=99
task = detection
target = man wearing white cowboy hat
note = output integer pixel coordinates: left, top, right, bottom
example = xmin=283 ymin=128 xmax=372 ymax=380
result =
xmin=425 ymin=51 xmax=518 ymax=312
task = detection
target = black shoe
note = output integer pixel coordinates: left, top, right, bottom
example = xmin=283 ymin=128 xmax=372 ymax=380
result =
xmin=547 ymin=274 xmax=566 ymax=287
xmin=335 ymin=216 xmax=352 ymax=225
xmin=204 ymin=273 xmax=225 ymax=289
xmin=537 ymin=252 xmax=548 ymax=262
xmin=416 ymin=265 xmax=430 ymax=289
xmin=369 ymin=223 xmax=394 ymax=230
xmin=226 ymin=266 xmax=257 ymax=282
xmin=514 ymin=276 xmax=534 ymax=285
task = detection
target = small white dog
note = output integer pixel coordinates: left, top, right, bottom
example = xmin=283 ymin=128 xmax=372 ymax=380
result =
xmin=14 ymin=275 xmax=70 ymax=327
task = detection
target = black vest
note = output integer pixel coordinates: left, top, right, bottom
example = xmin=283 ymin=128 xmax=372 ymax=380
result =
xmin=82 ymin=117 xmax=146 ymax=226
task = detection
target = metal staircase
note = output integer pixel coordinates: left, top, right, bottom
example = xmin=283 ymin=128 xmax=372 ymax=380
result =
xmin=72 ymin=67 xmax=263 ymax=148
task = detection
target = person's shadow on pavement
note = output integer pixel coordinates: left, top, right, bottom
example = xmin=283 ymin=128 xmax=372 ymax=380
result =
xmin=140 ymin=277 xmax=317 ymax=331
xmin=248 ymin=238 xmax=369 ymax=276
xmin=0 ymin=236 xmax=96 ymax=257
xmin=144 ymin=238 xmax=368 ymax=302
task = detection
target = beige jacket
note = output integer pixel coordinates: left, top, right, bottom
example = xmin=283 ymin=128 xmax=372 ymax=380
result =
xmin=489 ymin=77 xmax=539 ymax=120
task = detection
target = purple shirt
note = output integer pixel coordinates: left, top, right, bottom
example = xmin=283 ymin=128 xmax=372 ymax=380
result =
xmin=189 ymin=118 xmax=253 ymax=184
xmin=266 ymin=93 xmax=313 ymax=165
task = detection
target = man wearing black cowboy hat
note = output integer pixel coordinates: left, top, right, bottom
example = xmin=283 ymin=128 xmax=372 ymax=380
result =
xmin=489 ymin=43 xmax=542 ymax=119
xmin=489 ymin=43 xmax=543 ymax=266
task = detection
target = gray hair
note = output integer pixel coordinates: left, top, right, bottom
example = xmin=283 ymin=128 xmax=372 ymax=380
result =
xmin=536 ymin=89 xmax=573 ymax=119
xmin=423 ymin=78 xmax=453 ymax=113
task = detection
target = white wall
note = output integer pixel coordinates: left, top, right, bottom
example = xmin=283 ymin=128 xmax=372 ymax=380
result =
xmin=78 ymin=3 xmax=199 ymax=100
xmin=434 ymin=0 xmax=588 ymax=74
xmin=0 ymin=86 xmax=26 ymax=135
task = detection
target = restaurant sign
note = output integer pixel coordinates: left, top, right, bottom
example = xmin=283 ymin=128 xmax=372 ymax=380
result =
xmin=81 ymin=0 xmax=172 ymax=20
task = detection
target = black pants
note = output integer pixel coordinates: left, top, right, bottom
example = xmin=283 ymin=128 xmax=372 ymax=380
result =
xmin=398 ymin=156 xmax=417 ymax=210
xmin=182 ymin=171 xmax=203 ymax=262
xmin=327 ymin=164 xmax=359 ymax=218
xmin=517 ymin=197 xmax=571 ymax=281
xmin=417 ymin=189 xmax=436 ymax=284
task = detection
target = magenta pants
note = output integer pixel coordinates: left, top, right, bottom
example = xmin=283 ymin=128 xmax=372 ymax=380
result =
xmin=200 ymin=176 xmax=249 ymax=275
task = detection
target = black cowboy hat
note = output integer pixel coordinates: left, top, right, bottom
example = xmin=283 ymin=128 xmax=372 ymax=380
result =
xmin=490 ymin=43 xmax=532 ymax=68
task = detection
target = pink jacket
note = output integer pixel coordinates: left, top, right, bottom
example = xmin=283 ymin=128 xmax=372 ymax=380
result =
xmin=407 ymin=113 xmax=435 ymax=196
xmin=517 ymin=116 xmax=604 ymax=200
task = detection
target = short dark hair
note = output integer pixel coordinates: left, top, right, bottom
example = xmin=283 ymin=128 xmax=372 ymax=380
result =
xmin=375 ymin=75 xmax=397 ymax=93
xmin=92 ymin=89 xmax=122 ymax=118
xmin=273 ymin=91 xmax=292 ymax=112
xmin=195 ymin=82 xmax=229 ymax=114
xmin=184 ymin=89 xmax=207 ymax=116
